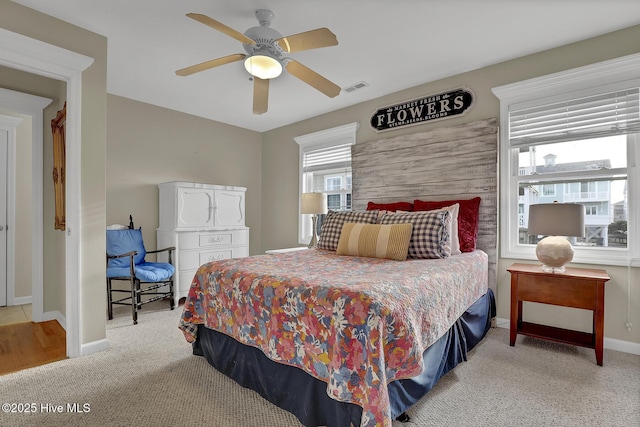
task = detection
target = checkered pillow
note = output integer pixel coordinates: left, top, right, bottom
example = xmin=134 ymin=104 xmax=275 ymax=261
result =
xmin=317 ymin=210 xmax=380 ymax=251
xmin=380 ymin=210 xmax=450 ymax=259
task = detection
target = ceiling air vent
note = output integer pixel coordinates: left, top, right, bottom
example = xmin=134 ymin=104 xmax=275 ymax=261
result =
xmin=343 ymin=81 xmax=369 ymax=93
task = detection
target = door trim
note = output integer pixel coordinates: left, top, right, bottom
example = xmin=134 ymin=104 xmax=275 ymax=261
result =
xmin=0 ymin=28 xmax=93 ymax=358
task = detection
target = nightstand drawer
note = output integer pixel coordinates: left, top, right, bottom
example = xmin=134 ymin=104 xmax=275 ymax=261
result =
xmin=517 ymin=274 xmax=597 ymax=310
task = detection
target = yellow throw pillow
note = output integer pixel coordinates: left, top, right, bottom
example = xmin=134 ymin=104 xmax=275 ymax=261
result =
xmin=336 ymin=222 xmax=413 ymax=261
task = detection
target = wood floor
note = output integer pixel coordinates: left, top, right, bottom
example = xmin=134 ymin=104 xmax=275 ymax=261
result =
xmin=0 ymin=305 xmax=66 ymax=376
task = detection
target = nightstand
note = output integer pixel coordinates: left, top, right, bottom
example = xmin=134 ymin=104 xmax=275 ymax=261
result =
xmin=507 ymin=263 xmax=610 ymax=366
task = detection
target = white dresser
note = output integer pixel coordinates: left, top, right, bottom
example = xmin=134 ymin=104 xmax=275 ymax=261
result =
xmin=156 ymin=181 xmax=249 ymax=302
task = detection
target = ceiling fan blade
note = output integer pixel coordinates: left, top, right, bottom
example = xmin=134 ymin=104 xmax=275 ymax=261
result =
xmin=277 ymin=28 xmax=338 ymax=53
xmin=186 ymin=13 xmax=256 ymax=45
xmin=176 ymin=53 xmax=246 ymax=76
xmin=285 ymin=60 xmax=341 ymax=98
xmin=253 ymin=77 xmax=269 ymax=115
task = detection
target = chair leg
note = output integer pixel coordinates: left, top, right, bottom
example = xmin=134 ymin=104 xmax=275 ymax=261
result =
xmin=106 ymin=278 xmax=113 ymax=320
xmin=131 ymin=277 xmax=138 ymax=325
xmin=169 ymin=279 xmax=175 ymax=310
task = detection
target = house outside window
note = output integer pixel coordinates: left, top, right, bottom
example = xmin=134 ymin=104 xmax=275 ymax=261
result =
xmin=295 ymin=123 xmax=359 ymax=245
xmin=493 ymin=53 xmax=640 ymax=267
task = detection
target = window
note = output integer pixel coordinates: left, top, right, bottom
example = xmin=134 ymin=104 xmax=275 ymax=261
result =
xmin=325 ymin=176 xmax=342 ymax=191
xmin=493 ymin=53 xmax=640 ymax=267
xmin=542 ymin=184 xmax=556 ymax=197
xmin=295 ymin=123 xmax=359 ymax=244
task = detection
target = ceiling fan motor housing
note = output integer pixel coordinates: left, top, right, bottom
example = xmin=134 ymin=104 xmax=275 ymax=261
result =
xmin=243 ymin=25 xmax=285 ymax=60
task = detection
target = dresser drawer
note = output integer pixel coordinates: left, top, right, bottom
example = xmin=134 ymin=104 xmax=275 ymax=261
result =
xmin=178 ymin=229 xmax=248 ymax=250
xmin=180 ymin=248 xmax=236 ymax=270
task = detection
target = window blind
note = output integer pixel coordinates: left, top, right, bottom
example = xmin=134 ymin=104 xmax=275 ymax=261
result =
xmin=509 ymin=88 xmax=640 ymax=147
xmin=302 ymin=143 xmax=352 ymax=173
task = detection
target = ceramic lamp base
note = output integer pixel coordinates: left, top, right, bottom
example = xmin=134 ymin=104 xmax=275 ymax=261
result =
xmin=308 ymin=215 xmax=318 ymax=248
xmin=536 ymin=235 xmax=574 ymax=273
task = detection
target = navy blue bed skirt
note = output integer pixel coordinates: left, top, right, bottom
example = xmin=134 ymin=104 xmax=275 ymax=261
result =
xmin=193 ymin=288 xmax=495 ymax=427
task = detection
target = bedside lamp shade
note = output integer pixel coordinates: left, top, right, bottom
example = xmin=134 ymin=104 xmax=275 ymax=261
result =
xmin=528 ymin=203 xmax=585 ymax=273
xmin=301 ymin=193 xmax=327 ymax=248
xmin=301 ymin=192 xmax=327 ymax=215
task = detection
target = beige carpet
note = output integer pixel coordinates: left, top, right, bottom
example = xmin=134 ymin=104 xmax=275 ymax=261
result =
xmin=0 ymin=301 xmax=638 ymax=427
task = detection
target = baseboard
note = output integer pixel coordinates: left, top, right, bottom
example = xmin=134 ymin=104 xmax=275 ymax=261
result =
xmin=81 ymin=339 xmax=109 ymax=356
xmin=604 ymin=337 xmax=640 ymax=356
xmin=43 ymin=310 xmax=66 ymax=330
xmin=13 ymin=296 xmax=33 ymax=305
xmin=40 ymin=311 xmax=109 ymax=357
xmin=495 ymin=317 xmax=640 ymax=356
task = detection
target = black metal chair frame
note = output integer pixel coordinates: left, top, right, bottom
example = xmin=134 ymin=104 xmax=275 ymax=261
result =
xmin=106 ymin=246 xmax=176 ymax=325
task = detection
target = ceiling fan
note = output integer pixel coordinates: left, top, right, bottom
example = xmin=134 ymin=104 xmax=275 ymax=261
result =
xmin=176 ymin=9 xmax=341 ymax=114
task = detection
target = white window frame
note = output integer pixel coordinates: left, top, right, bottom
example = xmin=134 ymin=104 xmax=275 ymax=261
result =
xmin=493 ymin=53 xmax=640 ymax=267
xmin=294 ymin=122 xmax=359 ymax=245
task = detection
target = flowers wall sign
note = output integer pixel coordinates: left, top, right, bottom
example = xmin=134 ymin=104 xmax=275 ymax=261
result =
xmin=370 ymin=87 xmax=474 ymax=132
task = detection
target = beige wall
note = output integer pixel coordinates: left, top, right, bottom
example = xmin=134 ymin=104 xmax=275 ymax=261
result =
xmin=262 ymin=25 xmax=640 ymax=346
xmin=0 ymin=1 xmax=108 ymax=345
xmin=106 ymin=95 xmax=263 ymax=255
xmin=13 ymin=113 xmax=31 ymax=299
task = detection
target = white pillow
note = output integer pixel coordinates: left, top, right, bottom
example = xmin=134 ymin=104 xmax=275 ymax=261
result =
xmin=439 ymin=204 xmax=461 ymax=255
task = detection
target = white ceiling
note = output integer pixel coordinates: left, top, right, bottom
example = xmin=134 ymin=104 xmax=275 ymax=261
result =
xmin=11 ymin=0 xmax=640 ymax=132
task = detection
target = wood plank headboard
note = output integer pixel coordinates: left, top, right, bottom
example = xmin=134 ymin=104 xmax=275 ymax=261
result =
xmin=351 ymin=117 xmax=498 ymax=288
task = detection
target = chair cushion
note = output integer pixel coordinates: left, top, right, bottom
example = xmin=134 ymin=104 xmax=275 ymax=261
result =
xmin=106 ymin=262 xmax=175 ymax=282
xmin=134 ymin=262 xmax=175 ymax=282
xmin=106 ymin=228 xmax=146 ymax=268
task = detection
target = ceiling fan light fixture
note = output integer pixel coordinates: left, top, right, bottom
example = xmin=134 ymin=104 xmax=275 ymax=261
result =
xmin=244 ymin=54 xmax=282 ymax=79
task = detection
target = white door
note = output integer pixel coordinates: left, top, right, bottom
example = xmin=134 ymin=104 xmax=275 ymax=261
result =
xmin=0 ymin=129 xmax=7 ymax=306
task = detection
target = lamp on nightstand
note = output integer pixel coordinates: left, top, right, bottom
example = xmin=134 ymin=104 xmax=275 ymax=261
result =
xmin=528 ymin=202 xmax=585 ymax=273
xmin=301 ymin=192 xmax=327 ymax=248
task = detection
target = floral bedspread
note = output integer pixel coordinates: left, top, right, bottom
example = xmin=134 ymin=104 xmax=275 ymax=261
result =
xmin=179 ymin=249 xmax=488 ymax=427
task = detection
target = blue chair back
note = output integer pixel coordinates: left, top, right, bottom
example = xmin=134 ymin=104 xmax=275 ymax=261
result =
xmin=106 ymin=228 xmax=147 ymax=268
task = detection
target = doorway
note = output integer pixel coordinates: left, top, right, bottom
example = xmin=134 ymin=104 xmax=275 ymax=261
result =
xmin=0 ymin=92 xmax=51 ymax=326
xmin=0 ymin=27 xmax=94 ymax=358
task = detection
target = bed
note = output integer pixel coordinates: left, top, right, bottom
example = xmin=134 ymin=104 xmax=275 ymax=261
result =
xmin=179 ymin=119 xmax=499 ymax=426
xmin=179 ymin=204 xmax=495 ymax=427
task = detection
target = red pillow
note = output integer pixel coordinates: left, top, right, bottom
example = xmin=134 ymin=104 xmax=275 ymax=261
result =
xmin=366 ymin=201 xmax=413 ymax=212
xmin=414 ymin=197 xmax=481 ymax=252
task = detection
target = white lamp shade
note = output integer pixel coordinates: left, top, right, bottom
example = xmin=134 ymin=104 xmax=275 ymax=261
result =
xmin=301 ymin=193 xmax=327 ymax=215
xmin=244 ymin=55 xmax=282 ymax=79
xmin=528 ymin=203 xmax=585 ymax=237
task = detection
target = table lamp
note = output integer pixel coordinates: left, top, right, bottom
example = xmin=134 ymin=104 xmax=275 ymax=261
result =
xmin=301 ymin=192 xmax=327 ymax=248
xmin=528 ymin=202 xmax=585 ymax=273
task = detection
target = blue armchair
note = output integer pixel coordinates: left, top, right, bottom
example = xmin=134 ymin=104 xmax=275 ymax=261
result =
xmin=106 ymin=227 xmax=176 ymax=324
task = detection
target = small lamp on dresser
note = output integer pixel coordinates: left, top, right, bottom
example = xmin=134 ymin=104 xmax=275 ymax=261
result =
xmin=301 ymin=192 xmax=327 ymax=248
xmin=528 ymin=202 xmax=585 ymax=273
